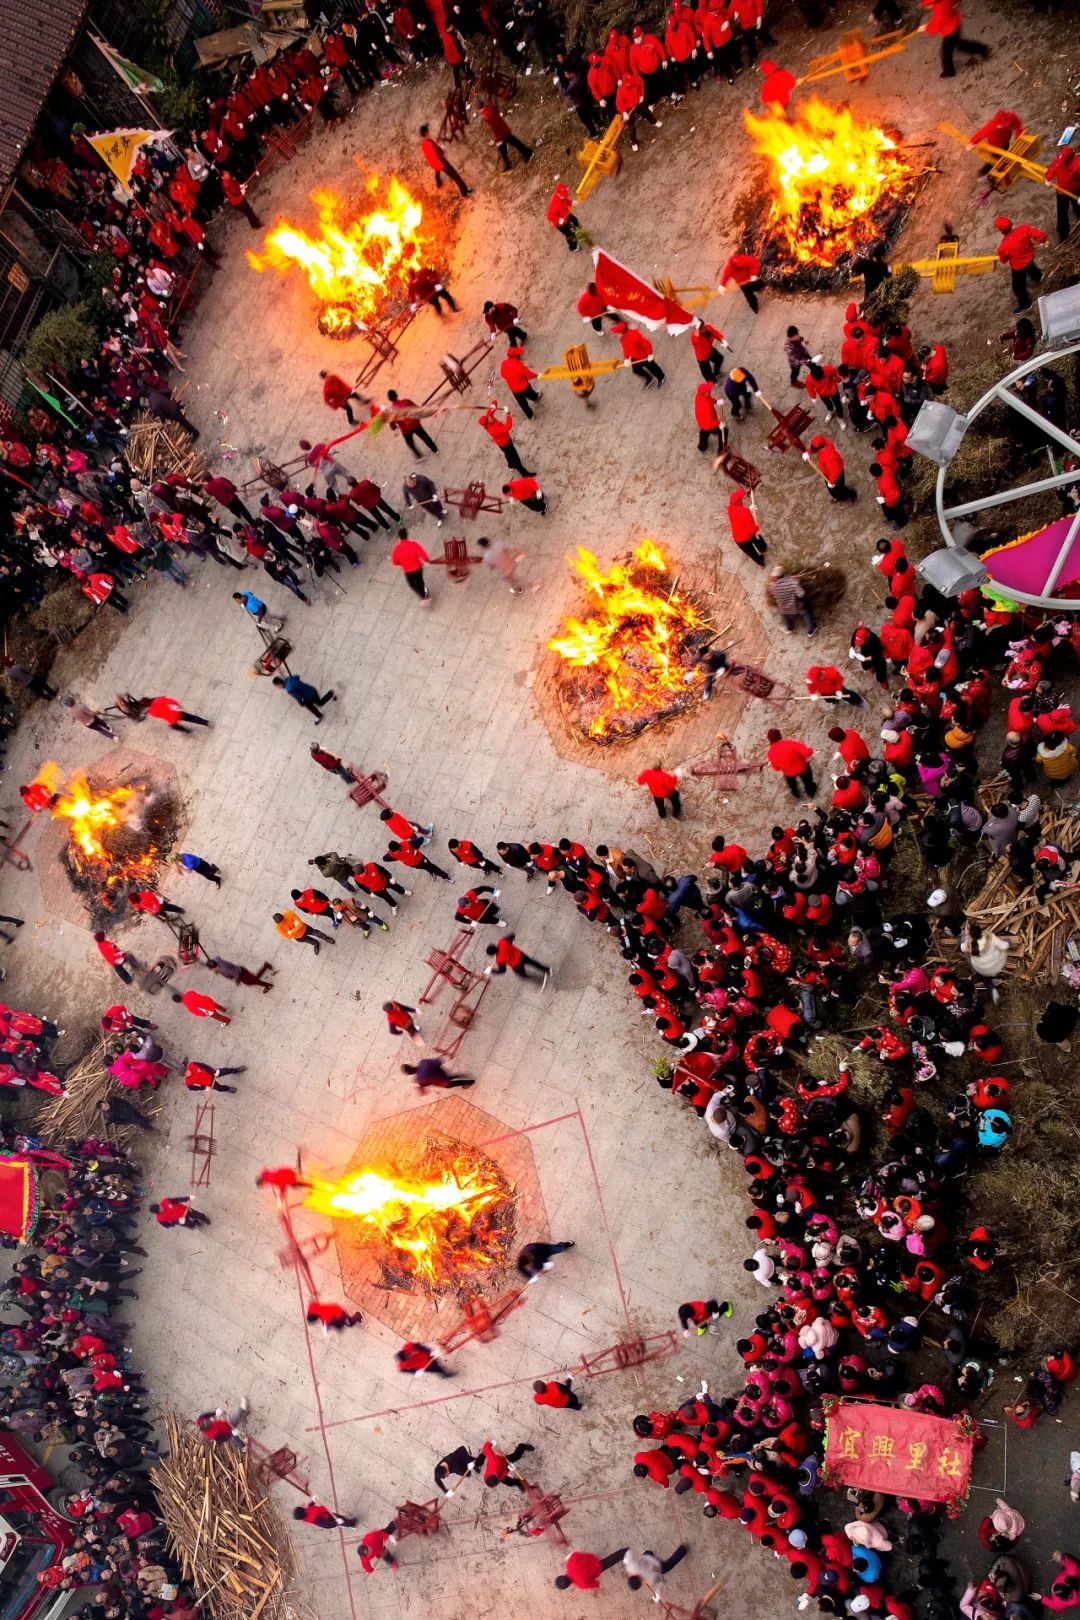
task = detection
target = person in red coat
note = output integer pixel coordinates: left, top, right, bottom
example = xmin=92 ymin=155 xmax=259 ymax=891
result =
xmin=547 ymin=181 xmax=581 ymax=251
xmin=691 ymin=318 xmax=727 ymax=381
xmin=501 ymin=474 xmax=546 ymax=514
xmin=614 ymin=321 xmax=665 ymax=387
xmin=389 ymin=532 xmax=431 ymax=600
xmin=533 ymin=1377 xmax=583 ymax=1409
xmin=418 ymin=123 xmax=470 ymax=195
xmin=615 ymin=68 xmax=661 ymax=150
xmin=766 ymin=730 xmax=816 ymax=798
xmin=629 ymin=24 xmax=668 ymax=104
xmin=577 ymin=281 xmax=611 ymax=333
xmin=804 ymin=361 xmax=845 ymax=424
xmin=479 ymin=102 xmax=533 ymax=169
xmin=500 ymin=345 xmax=541 ymax=417
xmin=757 ymin=56 xmax=796 ymax=113
xmin=719 ymin=250 xmax=763 ymax=313
xmin=995 ymin=215 xmax=1048 ymax=310
xmin=1047 ymin=144 xmax=1080 ymax=241
xmin=478 ymin=401 xmax=531 ymax=474
xmin=804 ymin=434 xmax=856 ymax=502
xmin=319 ymin=370 xmax=364 ymax=426
xmin=637 ymin=762 xmax=682 ymax=818
xmin=727 ymin=487 xmax=766 ymax=565
xmin=920 ymin=340 xmax=949 ymax=393
xmin=870 ymin=458 xmax=909 ymax=526
xmin=920 ymin=0 xmax=990 ymax=78
xmin=698 ymin=2 xmax=737 ymax=82
xmin=665 ymin=4 xmax=699 ymax=94
xmin=586 ymin=51 xmax=617 ymax=107
xmin=694 ymin=381 xmax=725 ymax=453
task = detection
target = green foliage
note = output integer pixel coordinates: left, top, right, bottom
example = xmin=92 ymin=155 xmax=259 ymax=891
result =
xmin=83 ymin=250 xmax=117 ymax=294
xmin=652 ymin=1056 xmax=673 ymax=1081
xmin=20 ymin=299 xmax=103 ymax=380
xmin=157 ymin=72 xmax=203 ymax=137
xmin=864 ymin=263 xmax=920 ymax=329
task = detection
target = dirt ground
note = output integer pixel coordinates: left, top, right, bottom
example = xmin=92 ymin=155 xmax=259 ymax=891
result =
xmin=6 ymin=2 xmax=1080 ymax=1616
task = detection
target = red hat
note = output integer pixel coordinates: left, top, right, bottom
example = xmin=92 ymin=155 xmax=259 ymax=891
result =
xmin=588 ymin=50 xmax=599 ymax=62
xmin=809 ymin=434 xmax=827 ymax=451
xmin=993 ymin=215 xmax=1012 ymax=232
xmin=611 ymin=320 xmax=628 ymax=333
xmin=852 ymin=626 xmax=868 ymax=645
xmin=697 ymin=379 xmax=714 ymax=392
xmin=505 ymin=343 xmax=524 ymax=357
xmin=632 ymin=24 xmax=643 ymax=35
xmin=759 ymin=57 xmax=777 ymax=73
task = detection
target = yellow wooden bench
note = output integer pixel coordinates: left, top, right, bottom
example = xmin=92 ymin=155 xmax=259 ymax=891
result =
xmin=575 ymin=115 xmax=624 ymax=202
xmin=539 ymin=345 xmax=626 ymax=398
xmin=802 ymin=26 xmax=917 ymax=87
xmin=904 ymin=239 xmax=999 ymax=294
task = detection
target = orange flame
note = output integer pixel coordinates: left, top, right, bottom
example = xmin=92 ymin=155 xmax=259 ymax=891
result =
xmin=46 ymin=768 xmax=157 ymax=891
xmin=306 ymin=1161 xmax=505 ymax=1289
xmin=743 ymin=98 xmax=914 ymax=266
xmin=549 ymin=540 xmax=706 ymax=740
xmin=246 ymin=174 xmax=431 ymax=331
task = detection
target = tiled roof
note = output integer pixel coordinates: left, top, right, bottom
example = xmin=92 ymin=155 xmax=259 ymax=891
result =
xmin=0 ymin=0 xmax=89 ymax=194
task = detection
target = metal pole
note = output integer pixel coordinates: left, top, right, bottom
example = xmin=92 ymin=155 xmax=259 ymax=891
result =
xmin=943 ymin=465 xmax=1080 ymax=520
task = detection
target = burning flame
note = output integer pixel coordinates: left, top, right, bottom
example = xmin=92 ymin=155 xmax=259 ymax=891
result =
xmin=43 ymin=765 xmax=158 ymax=891
xmin=743 ymin=98 xmax=914 ymax=266
xmin=306 ymin=1160 xmax=505 ymax=1289
xmin=549 ymin=540 xmax=707 ymax=740
xmin=246 ymin=174 xmax=431 ymax=334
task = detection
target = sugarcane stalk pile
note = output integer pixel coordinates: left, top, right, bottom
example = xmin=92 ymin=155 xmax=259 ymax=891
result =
xmin=125 ymin=412 xmax=207 ymax=485
xmin=35 ymin=1037 xmax=158 ymax=1145
xmin=965 ymin=807 xmax=1080 ymax=981
xmin=152 ymin=1411 xmax=292 ymax=1620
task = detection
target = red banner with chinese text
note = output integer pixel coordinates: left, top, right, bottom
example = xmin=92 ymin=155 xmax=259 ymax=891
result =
xmin=821 ymin=1400 xmax=974 ymax=1510
xmin=591 ymin=249 xmax=695 ymax=334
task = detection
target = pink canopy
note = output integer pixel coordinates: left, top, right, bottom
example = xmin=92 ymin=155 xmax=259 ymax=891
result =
xmin=981 ymin=517 xmax=1080 ymax=597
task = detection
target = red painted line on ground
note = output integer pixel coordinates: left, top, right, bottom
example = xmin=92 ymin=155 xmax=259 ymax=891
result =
xmin=306 ymin=1339 xmax=676 ymax=1432
xmin=289 ymin=1251 xmax=359 ymax=1620
xmin=573 ymin=1106 xmax=633 ymax=1333
xmin=474 ymin=1108 xmax=583 ymax=1149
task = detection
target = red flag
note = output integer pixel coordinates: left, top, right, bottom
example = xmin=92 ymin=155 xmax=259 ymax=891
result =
xmin=821 ymin=1399 xmax=975 ymax=1512
xmin=592 ymin=248 xmax=694 ymax=334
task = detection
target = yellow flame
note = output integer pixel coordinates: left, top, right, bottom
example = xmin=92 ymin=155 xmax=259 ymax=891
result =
xmin=246 ymin=175 xmax=430 ymax=327
xmin=743 ymin=98 xmax=913 ymax=266
xmin=52 ymin=774 xmax=133 ymax=864
xmin=548 ymin=540 xmax=705 ymax=739
xmin=306 ymin=1165 xmax=503 ymax=1286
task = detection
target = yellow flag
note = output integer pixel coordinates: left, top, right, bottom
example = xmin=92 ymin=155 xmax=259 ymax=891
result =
xmin=85 ymin=128 xmax=156 ymax=190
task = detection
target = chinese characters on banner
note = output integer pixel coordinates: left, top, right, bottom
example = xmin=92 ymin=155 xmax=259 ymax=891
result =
xmin=821 ymin=1399 xmax=975 ymax=1512
xmin=592 ymin=249 xmax=696 ymax=334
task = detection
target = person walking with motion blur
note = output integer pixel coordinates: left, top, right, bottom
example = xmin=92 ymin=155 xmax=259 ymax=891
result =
xmin=637 ymin=761 xmax=682 ymax=818
xmin=274 ymin=909 xmax=334 ymax=955
xmin=384 ymin=1000 xmax=423 ymax=1044
xmin=485 ymin=933 xmax=551 ymax=984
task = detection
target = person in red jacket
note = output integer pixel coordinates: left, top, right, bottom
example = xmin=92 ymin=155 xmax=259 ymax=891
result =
xmin=587 ymin=51 xmax=617 ymax=108
xmin=995 ymin=215 xmax=1048 ymax=310
xmin=533 ymin=1376 xmax=583 ymax=1410
xmin=385 ymin=389 xmax=438 ymax=458
xmin=829 ymin=724 xmax=870 ymax=769
xmin=357 ymin=1524 xmax=399 ymax=1573
xmin=921 ymin=0 xmax=989 ymax=78
xmin=804 ymin=434 xmax=856 ymax=502
xmin=479 ymin=102 xmax=533 ymax=170
xmin=698 ymin=2 xmax=736 ymax=82
xmin=694 ymin=381 xmax=725 ymax=454
xmin=804 ymin=360 xmax=845 ymax=424
xmin=94 ymin=932 xmax=133 ymax=984
xmin=690 ymin=318 xmax=727 ymax=381
xmin=555 ymin=1548 xmax=628 ymax=1590
xmin=390 ymin=531 xmax=431 ymax=601
xmin=870 ymin=459 xmax=908 ymax=526
xmin=172 ymin=988 xmax=231 ymax=1023
xmin=1047 ymin=143 xmax=1080 ymax=241
xmin=806 ymin=664 xmax=862 ymax=707
xmin=757 ymin=56 xmax=796 ymax=113
xmin=319 ymin=370 xmax=364 ymax=426
xmin=500 ymin=344 xmax=541 ymax=417
xmin=150 ymin=1194 xmax=210 ymax=1228
xmin=478 ymin=400 xmax=531 ymax=474
xmin=418 ymin=122 xmax=470 ymax=195
xmin=485 ymin=932 xmax=551 ymax=982
xmin=719 ymin=250 xmax=763 ymax=312
xmin=129 ymin=888 xmax=185 ymax=919
xmin=293 ymin=1498 xmax=357 ymax=1529
xmin=577 ymin=281 xmax=612 ymax=334
xmin=614 ymin=321 xmax=665 ymax=387
xmin=629 ymin=24 xmax=667 ymax=105
xmin=546 ymin=181 xmax=581 ymax=251
xmin=146 ymin=694 xmax=211 ymax=732
xmin=615 ymin=68 xmax=661 ymax=150
xmin=637 ymin=762 xmax=682 ymax=818
xmin=969 ymin=108 xmax=1022 ymax=165
xmin=766 ymin=730 xmax=816 ymax=798
xmin=727 ymin=487 xmax=766 ymax=565
xmin=920 ymin=340 xmax=949 ymax=393
xmin=665 ymin=4 xmax=699 ymax=95
xmin=502 ymin=474 xmax=546 ymax=514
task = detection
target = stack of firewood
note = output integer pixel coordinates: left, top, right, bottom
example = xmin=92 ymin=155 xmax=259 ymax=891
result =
xmin=151 ymin=1411 xmax=292 ymax=1620
xmin=125 ymin=412 xmax=207 ymax=485
xmin=965 ymin=806 xmax=1080 ymax=981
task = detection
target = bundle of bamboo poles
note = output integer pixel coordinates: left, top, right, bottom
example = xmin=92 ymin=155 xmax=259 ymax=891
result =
xmin=34 ymin=1037 xmax=156 ymax=1146
xmin=152 ymin=1411 xmax=292 ymax=1620
xmin=125 ymin=412 xmax=207 ymax=485
xmin=965 ymin=807 xmax=1080 ymax=981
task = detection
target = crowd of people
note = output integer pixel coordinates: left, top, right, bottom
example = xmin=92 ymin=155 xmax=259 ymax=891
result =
xmin=4 ymin=0 xmax=1080 ymax=1609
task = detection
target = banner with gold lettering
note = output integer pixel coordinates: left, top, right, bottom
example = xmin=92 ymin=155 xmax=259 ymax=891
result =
xmin=820 ymin=1398 xmax=976 ymax=1516
xmin=85 ymin=128 xmax=159 ymax=191
xmin=592 ymin=248 xmax=695 ymax=334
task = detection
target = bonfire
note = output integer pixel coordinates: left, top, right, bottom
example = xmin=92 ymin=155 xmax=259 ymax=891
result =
xmin=40 ymin=765 xmax=180 ymax=924
xmin=743 ymin=98 xmax=918 ymax=287
xmin=246 ymin=173 xmax=434 ymax=336
xmin=549 ymin=541 xmax=713 ymax=744
xmin=307 ymin=1136 xmax=516 ymax=1299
